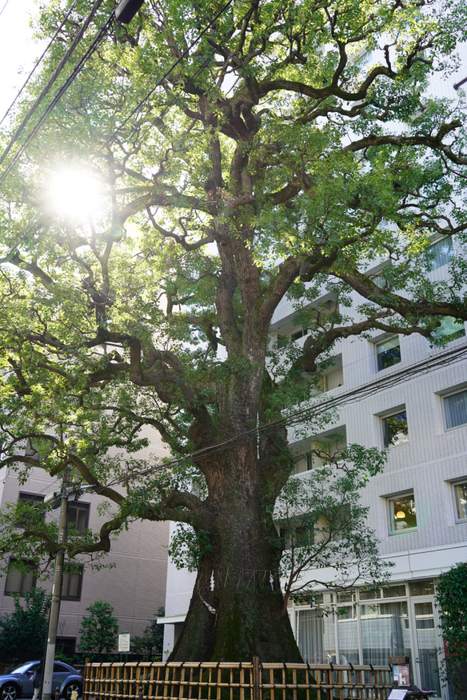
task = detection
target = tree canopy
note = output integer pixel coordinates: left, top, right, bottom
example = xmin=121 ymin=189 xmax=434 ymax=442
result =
xmin=1 ymin=0 xmax=467 ymax=661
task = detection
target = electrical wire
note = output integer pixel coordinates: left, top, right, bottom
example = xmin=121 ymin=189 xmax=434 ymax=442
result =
xmin=0 ymin=0 xmax=10 ymax=19
xmin=0 ymin=0 xmax=80 ymax=127
xmin=95 ymin=339 xmax=467 ymax=491
xmin=0 ymin=0 xmax=109 ymax=178
xmin=98 ymin=0 xmax=236 ymax=150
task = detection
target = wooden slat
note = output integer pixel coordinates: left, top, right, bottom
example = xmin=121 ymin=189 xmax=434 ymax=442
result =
xmin=82 ymin=661 xmax=392 ymax=700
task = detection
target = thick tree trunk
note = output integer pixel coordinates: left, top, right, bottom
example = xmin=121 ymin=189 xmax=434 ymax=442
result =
xmin=169 ymin=442 xmax=302 ymax=662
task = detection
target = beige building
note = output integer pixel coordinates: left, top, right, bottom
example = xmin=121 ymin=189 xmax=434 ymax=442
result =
xmin=0 ymin=430 xmax=170 ymax=657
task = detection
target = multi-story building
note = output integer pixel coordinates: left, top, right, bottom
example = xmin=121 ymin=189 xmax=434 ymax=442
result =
xmin=159 ymin=233 xmax=467 ymax=698
xmin=0 ymin=427 xmax=170 ymax=657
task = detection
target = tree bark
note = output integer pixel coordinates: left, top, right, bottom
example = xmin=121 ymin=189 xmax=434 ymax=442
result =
xmin=170 ymin=440 xmax=301 ymax=662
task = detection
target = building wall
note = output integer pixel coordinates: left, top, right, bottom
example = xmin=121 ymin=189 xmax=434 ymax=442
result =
xmin=0 ymin=425 xmax=170 ymax=653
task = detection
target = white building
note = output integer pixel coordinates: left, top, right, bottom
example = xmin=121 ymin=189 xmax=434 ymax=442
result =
xmin=160 ymin=233 xmax=467 ymax=698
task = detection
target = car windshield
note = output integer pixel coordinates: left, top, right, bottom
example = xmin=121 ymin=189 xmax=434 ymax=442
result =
xmin=12 ymin=663 xmax=37 ymax=675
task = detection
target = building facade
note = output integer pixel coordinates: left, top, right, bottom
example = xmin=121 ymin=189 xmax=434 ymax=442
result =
xmin=0 ymin=426 xmax=170 ymax=657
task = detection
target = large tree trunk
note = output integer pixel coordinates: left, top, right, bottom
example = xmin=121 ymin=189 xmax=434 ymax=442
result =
xmin=169 ymin=442 xmax=302 ymax=662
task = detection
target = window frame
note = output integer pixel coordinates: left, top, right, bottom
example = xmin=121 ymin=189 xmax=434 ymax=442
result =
xmin=382 ymin=408 xmax=409 ymax=448
xmin=61 ymin=564 xmax=83 ymax=601
xmin=387 ymin=491 xmax=417 ymax=535
xmin=4 ymin=559 xmax=37 ymax=596
xmin=375 ymin=335 xmax=401 ymax=372
xmin=427 ymin=235 xmax=454 ymax=271
xmin=434 ymin=316 xmax=465 ymax=343
xmin=66 ymin=502 xmax=90 ymax=534
xmin=452 ymin=479 xmax=467 ymax=523
xmin=16 ymin=493 xmax=45 ymax=528
xmin=443 ymin=389 xmax=467 ymax=431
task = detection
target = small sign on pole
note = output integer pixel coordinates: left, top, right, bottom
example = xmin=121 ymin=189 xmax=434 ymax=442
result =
xmin=118 ymin=632 xmax=131 ymax=652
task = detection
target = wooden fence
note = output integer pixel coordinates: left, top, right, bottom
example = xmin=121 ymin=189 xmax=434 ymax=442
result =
xmin=83 ymin=660 xmax=393 ymax=700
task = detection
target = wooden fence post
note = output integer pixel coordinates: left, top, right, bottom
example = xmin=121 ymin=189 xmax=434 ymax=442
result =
xmin=253 ymin=657 xmax=260 ymax=700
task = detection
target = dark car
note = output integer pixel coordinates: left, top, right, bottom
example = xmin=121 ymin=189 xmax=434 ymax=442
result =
xmin=0 ymin=661 xmax=83 ymax=700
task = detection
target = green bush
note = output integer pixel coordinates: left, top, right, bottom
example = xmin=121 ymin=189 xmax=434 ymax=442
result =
xmin=0 ymin=588 xmax=51 ymax=658
xmin=435 ymin=563 xmax=467 ymax=662
xmin=77 ymin=600 xmax=119 ymax=658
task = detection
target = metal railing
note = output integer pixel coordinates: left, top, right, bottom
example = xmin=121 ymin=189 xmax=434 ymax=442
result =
xmin=83 ymin=660 xmax=393 ymax=700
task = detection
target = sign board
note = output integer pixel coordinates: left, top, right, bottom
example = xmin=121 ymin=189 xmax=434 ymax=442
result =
xmin=397 ymin=664 xmax=410 ymax=686
xmin=118 ymin=632 xmax=131 ymax=652
xmin=387 ymin=691 xmax=408 ymax=700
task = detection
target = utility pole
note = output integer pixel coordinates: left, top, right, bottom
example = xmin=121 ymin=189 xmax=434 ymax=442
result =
xmin=42 ymin=467 xmax=70 ymax=700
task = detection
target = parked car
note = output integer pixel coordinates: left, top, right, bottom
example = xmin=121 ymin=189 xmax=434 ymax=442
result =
xmin=0 ymin=661 xmax=83 ymax=700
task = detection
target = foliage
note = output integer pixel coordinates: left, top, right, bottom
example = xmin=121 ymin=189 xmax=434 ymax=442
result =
xmin=275 ymin=444 xmax=390 ymax=612
xmin=77 ymin=601 xmax=119 ymax=657
xmin=131 ymin=606 xmax=165 ymax=660
xmin=435 ymin=562 xmax=467 ymax=666
xmin=0 ymin=587 xmax=51 ymax=657
xmin=0 ymin=0 xmax=467 ymax=660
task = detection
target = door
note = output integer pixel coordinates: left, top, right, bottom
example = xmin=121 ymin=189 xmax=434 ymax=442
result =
xmin=410 ymin=598 xmax=442 ymax=697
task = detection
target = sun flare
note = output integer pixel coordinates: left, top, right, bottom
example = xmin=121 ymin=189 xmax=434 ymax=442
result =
xmin=48 ymin=167 xmax=104 ymax=220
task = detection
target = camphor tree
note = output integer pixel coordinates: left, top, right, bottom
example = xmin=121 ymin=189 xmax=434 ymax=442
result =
xmin=1 ymin=0 xmax=467 ymax=662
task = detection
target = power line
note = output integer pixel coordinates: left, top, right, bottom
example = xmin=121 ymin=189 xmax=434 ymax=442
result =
xmin=0 ymin=11 xmax=114 ymax=186
xmin=99 ymin=0 xmax=236 ymax=150
xmin=0 ymin=0 xmax=80 ymax=127
xmin=98 ymin=340 xmax=467 ymax=490
xmin=0 ymin=0 xmax=109 ymax=178
xmin=0 ymin=0 xmax=10 ymax=19
xmin=1 ymin=0 xmax=242 ymax=259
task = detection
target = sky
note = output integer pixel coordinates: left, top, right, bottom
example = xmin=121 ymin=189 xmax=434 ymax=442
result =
xmin=0 ymin=0 xmax=43 ymax=121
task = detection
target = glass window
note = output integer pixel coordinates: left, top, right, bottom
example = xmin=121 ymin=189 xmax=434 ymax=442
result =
xmin=376 ymin=336 xmax=401 ymax=371
xmin=337 ymin=605 xmax=360 ymax=665
xmin=298 ymin=609 xmax=336 ymax=664
xmin=360 ymin=588 xmax=382 ymax=601
xmin=17 ymin=494 xmax=44 ymax=528
xmin=434 ymin=316 xmax=465 ymax=342
xmin=361 ymin=601 xmax=411 ymax=666
xmin=409 ymin=580 xmax=435 ymax=596
xmin=428 ymin=236 xmax=454 ymax=270
xmin=56 ymin=638 xmax=76 ymax=656
xmin=382 ymin=584 xmax=406 ymax=598
xmin=4 ymin=560 xmax=37 ymax=595
xmin=444 ymin=390 xmax=467 ymax=429
xmin=383 ymin=411 xmax=409 ymax=447
xmin=62 ymin=565 xmax=83 ymax=601
xmin=389 ymin=493 xmax=417 ymax=533
xmin=67 ymin=503 xmax=89 ymax=534
xmin=454 ymin=481 xmax=467 ymax=520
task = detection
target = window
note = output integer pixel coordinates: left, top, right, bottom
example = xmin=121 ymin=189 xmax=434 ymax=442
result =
xmin=383 ymin=410 xmax=408 ymax=447
xmin=4 ymin=560 xmax=37 ymax=595
xmin=434 ymin=316 xmax=465 ymax=342
xmin=56 ymin=638 xmax=76 ymax=656
xmin=454 ymin=481 xmax=467 ymax=520
xmin=293 ymin=451 xmax=313 ymax=474
xmin=376 ymin=336 xmax=401 ymax=371
xmin=388 ymin=492 xmax=417 ymax=533
xmin=17 ymin=493 xmax=44 ymax=528
xmin=62 ymin=565 xmax=83 ymax=601
xmin=280 ymin=517 xmax=315 ymax=549
xmin=427 ymin=236 xmax=454 ymax=270
xmin=291 ymin=328 xmax=308 ymax=342
xmin=320 ymin=354 xmax=343 ymax=391
xmin=67 ymin=502 xmax=90 ymax=534
xmin=444 ymin=389 xmax=467 ymax=429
